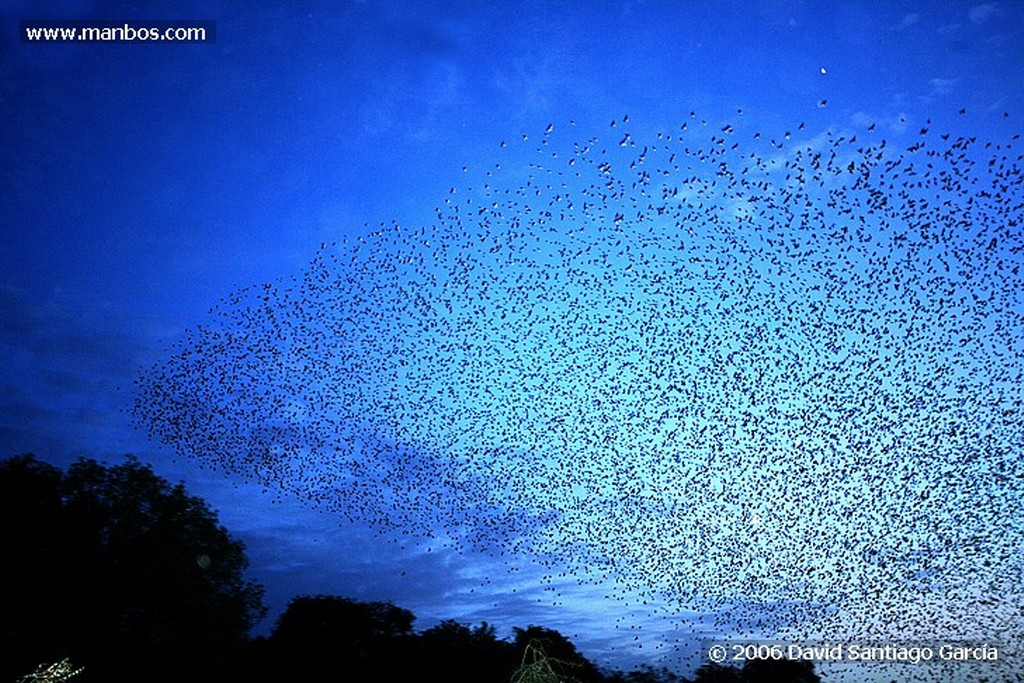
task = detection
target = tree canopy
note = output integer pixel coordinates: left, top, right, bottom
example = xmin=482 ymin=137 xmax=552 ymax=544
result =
xmin=0 ymin=454 xmax=266 ymax=683
xmin=0 ymin=452 xmax=825 ymax=683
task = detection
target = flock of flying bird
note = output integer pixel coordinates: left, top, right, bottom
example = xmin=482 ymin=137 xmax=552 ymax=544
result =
xmin=134 ymin=107 xmax=1023 ymax=681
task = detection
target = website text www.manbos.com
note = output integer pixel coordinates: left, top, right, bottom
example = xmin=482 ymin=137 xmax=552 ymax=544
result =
xmin=21 ymin=21 xmax=215 ymax=43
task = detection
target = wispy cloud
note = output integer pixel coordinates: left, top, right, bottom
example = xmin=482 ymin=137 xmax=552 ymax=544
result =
xmin=0 ymin=287 xmax=153 ymax=463
xmin=928 ymin=77 xmax=959 ymax=96
xmin=968 ymin=3 xmax=1003 ymax=24
xmin=891 ymin=13 xmax=920 ymax=31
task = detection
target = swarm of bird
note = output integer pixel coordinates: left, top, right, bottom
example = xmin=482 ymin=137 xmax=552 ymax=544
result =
xmin=134 ymin=108 xmax=1023 ymax=681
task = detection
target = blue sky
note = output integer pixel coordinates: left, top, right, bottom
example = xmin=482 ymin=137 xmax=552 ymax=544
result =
xmin=3 ymin=1 xmax=1023 ymax=679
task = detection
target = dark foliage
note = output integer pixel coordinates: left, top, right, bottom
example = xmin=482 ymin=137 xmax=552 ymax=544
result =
xmin=604 ymin=663 xmax=688 ymax=683
xmin=740 ymin=658 xmax=820 ymax=683
xmin=257 ymin=594 xmax=417 ymax=682
xmin=0 ymin=454 xmax=266 ymax=683
xmin=0 ymin=452 xmax=823 ymax=683
xmin=691 ymin=662 xmax=742 ymax=682
xmin=416 ymin=619 xmax=518 ymax=683
xmin=690 ymin=659 xmax=822 ymax=683
xmin=513 ymin=625 xmax=606 ymax=683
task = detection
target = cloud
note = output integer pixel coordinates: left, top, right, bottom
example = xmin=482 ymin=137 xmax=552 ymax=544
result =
xmin=928 ymin=77 xmax=959 ymax=96
xmin=0 ymin=286 xmax=152 ymax=463
xmin=891 ymin=13 xmax=920 ymax=31
xmin=225 ymin=484 xmax=694 ymax=662
xmin=968 ymin=3 xmax=1002 ymax=24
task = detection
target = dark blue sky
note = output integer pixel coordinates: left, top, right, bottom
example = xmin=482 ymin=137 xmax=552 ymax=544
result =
xmin=3 ymin=1 xmax=1023 ymax=678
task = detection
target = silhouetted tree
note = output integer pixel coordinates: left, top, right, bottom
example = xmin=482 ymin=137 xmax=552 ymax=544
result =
xmin=604 ymin=663 xmax=686 ymax=683
xmin=416 ymin=619 xmax=517 ymax=682
xmin=691 ymin=657 xmax=821 ymax=683
xmin=512 ymin=626 xmax=604 ymax=683
xmin=266 ymin=594 xmax=416 ymax=682
xmin=741 ymin=657 xmax=820 ymax=682
xmin=692 ymin=662 xmax=741 ymax=682
xmin=1 ymin=454 xmax=66 ymax=681
xmin=0 ymin=454 xmax=266 ymax=683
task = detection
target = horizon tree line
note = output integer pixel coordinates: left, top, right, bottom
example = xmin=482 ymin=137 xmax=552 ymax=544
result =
xmin=1 ymin=453 xmax=818 ymax=683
